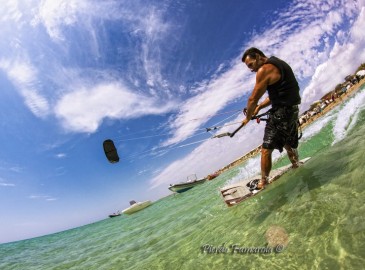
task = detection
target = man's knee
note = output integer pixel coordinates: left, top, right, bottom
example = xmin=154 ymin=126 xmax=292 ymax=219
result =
xmin=284 ymin=145 xmax=298 ymax=155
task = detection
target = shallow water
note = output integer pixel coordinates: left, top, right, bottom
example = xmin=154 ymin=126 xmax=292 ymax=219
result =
xmin=1 ymin=86 xmax=365 ymax=270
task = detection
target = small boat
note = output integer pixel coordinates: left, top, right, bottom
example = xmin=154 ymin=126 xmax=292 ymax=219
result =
xmin=169 ymin=175 xmax=206 ymax=193
xmin=206 ymin=172 xmax=220 ymax=180
xmin=122 ymin=200 xmax=152 ymax=215
xmin=108 ymin=212 xmax=121 ymax=218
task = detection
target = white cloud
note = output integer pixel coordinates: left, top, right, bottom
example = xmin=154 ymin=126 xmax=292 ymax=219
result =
xmin=0 ymin=176 xmax=15 ymax=187
xmin=137 ymin=7 xmax=171 ymax=93
xmin=0 ymin=1 xmax=22 ymax=23
xmin=0 ymin=182 xmax=15 ymax=187
xmin=301 ymin=4 xmax=365 ymax=107
xmin=162 ymin=63 xmax=253 ymax=146
xmin=0 ymin=0 xmax=175 ymax=132
xmin=32 ymin=0 xmax=89 ymax=41
xmin=55 ymin=81 xmax=176 ymax=133
xmin=32 ymin=0 xmax=172 ymax=92
xmin=0 ymin=59 xmax=50 ymax=117
xmin=0 ymin=163 xmax=24 ymax=173
xmin=0 ymin=0 xmax=178 ymax=135
xmin=28 ymin=195 xmax=57 ymax=201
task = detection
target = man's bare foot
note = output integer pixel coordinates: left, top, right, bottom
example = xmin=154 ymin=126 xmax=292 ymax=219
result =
xmin=291 ymin=161 xmax=304 ymax=169
xmin=257 ymin=178 xmax=268 ymax=189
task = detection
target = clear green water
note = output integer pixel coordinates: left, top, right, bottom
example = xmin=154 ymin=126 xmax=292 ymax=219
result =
xmin=1 ymin=86 xmax=365 ymax=270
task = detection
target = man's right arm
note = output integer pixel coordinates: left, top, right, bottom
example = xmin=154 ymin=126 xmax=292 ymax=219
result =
xmin=253 ymin=97 xmax=271 ymax=116
xmin=243 ymin=67 xmax=271 ymax=123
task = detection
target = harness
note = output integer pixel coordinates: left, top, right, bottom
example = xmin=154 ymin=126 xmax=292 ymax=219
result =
xmin=252 ymin=108 xmax=303 ymax=140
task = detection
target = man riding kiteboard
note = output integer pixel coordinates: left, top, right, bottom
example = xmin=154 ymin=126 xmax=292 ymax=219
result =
xmin=239 ymin=47 xmax=301 ymax=190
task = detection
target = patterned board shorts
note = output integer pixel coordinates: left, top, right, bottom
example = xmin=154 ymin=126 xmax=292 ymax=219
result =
xmin=262 ymin=106 xmax=299 ymax=152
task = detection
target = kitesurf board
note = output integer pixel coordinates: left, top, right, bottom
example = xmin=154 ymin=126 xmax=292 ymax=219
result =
xmin=220 ymin=157 xmax=311 ymax=207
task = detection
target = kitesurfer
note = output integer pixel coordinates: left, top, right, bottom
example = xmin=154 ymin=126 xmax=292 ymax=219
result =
xmin=240 ymin=47 xmax=301 ymax=189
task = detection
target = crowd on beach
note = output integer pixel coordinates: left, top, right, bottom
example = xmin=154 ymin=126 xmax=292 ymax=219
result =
xmin=299 ymin=73 xmax=364 ymax=127
xmin=206 ymin=69 xmax=365 ymax=178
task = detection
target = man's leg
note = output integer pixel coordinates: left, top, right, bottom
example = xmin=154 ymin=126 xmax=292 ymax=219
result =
xmin=284 ymin=145 xmax=299 ymax=168
xmin=258 ymin=147 xmax=274 ymax=189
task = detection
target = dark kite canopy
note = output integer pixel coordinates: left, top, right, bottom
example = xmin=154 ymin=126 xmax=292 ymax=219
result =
xmin=103 ymin=139 xmax=119 ymax=163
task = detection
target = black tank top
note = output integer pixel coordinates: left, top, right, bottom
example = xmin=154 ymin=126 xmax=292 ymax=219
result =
xmin=266 ymin=56 xmax=301 ymax=107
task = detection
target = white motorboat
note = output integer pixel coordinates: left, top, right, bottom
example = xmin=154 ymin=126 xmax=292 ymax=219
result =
xmin=168 ymin=174 xmax=206 ymax=193
xmin=122 ymin=200 xmax=152 ymax=215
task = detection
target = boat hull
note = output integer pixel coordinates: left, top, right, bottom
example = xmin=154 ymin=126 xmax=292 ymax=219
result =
xmin=108 ymin=214 xmax=121 ymax=218
xmin=168 ymin=178 xmax=206 ymax=193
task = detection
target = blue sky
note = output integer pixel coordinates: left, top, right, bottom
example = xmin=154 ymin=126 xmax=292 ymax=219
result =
xmin=1 ymin=0 xmax=365 ymax=243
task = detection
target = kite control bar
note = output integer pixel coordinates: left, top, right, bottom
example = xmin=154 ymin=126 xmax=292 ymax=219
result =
xmin=228 ymin=123 xmax=245 ymax=137
xmin=212 ymin=110 xmax=271 ymax=138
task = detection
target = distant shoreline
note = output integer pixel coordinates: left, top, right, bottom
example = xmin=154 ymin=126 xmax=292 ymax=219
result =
xmin=212 ymin=77 xmax=365 ymax=175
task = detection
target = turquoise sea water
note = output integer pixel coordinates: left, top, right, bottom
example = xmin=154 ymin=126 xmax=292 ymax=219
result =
xmin=1 ymin=85 xmax=365 ymax=270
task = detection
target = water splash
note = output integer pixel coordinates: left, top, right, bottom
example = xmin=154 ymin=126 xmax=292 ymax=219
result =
xmin=332 ymin=87 xmax=365 ymax=144
xmin=301 ymin=111 xmax=337 ymax=141
xmin=227 ymin=149 xmax=289 ymax=185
